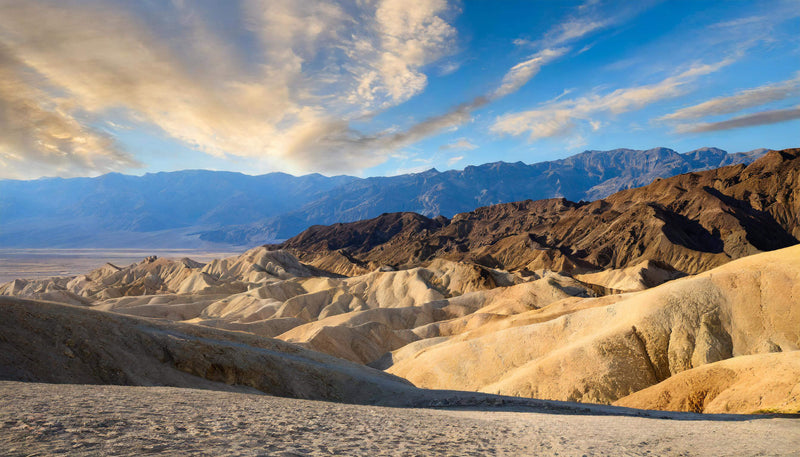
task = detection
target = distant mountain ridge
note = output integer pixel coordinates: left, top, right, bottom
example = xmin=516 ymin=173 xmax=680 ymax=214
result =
xmin=0 ymin=147 xmax=768 ymax=248
xmin=278 ymin=148 xmax=800 ymax=277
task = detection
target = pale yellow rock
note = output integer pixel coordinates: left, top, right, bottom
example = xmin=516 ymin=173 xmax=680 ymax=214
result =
xmin=387 ymin=245 xmax=800 ymax=405
xmin=614 ymin=351 xmax=800 ymax=414
xmin=575 ymin=259 xmax=684 ymax=292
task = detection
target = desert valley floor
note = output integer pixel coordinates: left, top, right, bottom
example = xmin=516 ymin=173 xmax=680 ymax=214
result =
xmin=2 ymin=382 xmax=799 ymax=457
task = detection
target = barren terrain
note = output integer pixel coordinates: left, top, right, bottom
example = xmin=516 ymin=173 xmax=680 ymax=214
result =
xmin=2 ymin=382 xmax=798 ymax=457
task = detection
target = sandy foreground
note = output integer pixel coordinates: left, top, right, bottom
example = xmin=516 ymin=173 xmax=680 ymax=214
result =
xmin=1 ymin=382 xmax=798 ymax=456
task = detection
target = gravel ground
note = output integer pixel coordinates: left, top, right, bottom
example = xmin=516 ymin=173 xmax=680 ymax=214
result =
xmin=1 ymin=382 xmax=798 ymax=456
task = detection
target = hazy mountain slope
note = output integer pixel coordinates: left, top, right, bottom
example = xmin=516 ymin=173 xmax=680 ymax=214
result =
xmin=0 ymin=170 xmax=357 ymax=247
xmin=202 ymin=147 xmax=767 ymax=244
xmin=0 ymin=147 xmax=765 ymax=247
xmin=280 ymin=148 xmax=800 ymax=276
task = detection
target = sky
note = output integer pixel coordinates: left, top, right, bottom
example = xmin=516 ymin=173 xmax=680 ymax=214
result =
xmin=0 ymin=0 xmax=798 ymax=180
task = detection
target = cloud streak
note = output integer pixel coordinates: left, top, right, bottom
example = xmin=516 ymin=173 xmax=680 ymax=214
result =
xmin=0 ymin=43 xmax=140 ymax=179
xmin=676 ymin=107 xmax=800 ymax=133
xmin=440 ymin=139 xmax=477 ymax=151
xmin=660 ymin=74 xmax=800 ymax=120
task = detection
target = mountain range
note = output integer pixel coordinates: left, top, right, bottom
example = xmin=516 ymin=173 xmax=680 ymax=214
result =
xmin=0 ymin=147 xmax=767 ymax=248
xmin=278 ymin=149 xmax=800 ymax=277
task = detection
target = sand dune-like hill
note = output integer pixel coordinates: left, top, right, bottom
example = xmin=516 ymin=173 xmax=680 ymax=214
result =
xmin=385 ymin=245 xmax=800 ymax=409
xmin=0 ymin=296 xmax=416 ymax=404
xmin=279 ymin=148 xmax=800 ymax=277
xmin=3 ymin=250 xmax=575 ymax=365
xmin=614 ymin=351 xmax=800 ymax=414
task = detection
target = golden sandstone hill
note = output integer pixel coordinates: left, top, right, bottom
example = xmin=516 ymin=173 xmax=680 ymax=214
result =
xmin=1 ymin=149 xmax=799 ymax=415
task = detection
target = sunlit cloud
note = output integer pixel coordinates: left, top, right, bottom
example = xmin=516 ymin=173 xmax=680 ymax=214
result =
xmin=0 ymin=0 xmax=459 ymax=178
xmin=0 ymin=43 xmax=140 ymax=179
xmin=493 ymin=48 xmax=569 ymax=98
xmin=447 ymin=155 xmax=464 ymax=166
xmin=440 ymin=139 xmax=477 ymax=151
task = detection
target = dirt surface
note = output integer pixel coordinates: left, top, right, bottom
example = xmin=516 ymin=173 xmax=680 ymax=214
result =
xmin=0 ymin=249 xmax=238 ymax=283
xmin=1 ymin=382 xmax=798 ymax=457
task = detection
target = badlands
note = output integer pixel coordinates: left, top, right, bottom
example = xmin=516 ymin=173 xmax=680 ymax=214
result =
xmin=2 ymin=150 xmax=800 ymax=455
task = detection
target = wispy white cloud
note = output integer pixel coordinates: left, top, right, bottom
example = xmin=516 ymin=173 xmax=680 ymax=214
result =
xmin=447 ymin=155 xmax=464 ymax=166
xmin=659 ymin=73 xmax=800 ymax=120
xmin=390 ymin=164 xmax=436 ymax=175
xmin=520 ymin=0 xmax=655 ymax=50
xmin=359 ymin=0 xmax=660 ymax=158
xmin=0 ymin=31 xmax=140 ymax=179
xmin=676 ymin=106 xmax=800 ymax=133
xmin=0 ymin=0 xmax=660 ymax=179
xmin=493 ymin=48 xmax=569 ymax=98
xmin=344 ymin=0 xmax=457 ymax=109
xmin=439 ymin=139 xmax=477 ymax=151
xmin=491 ymin=59 xmax=734 ymax=140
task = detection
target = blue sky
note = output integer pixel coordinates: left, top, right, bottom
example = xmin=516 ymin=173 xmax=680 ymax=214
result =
xmin=0 ymin=0 xmax=798 ymax=179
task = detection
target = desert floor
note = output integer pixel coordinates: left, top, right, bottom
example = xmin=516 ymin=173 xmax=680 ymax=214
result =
xmin=0 ymin=249 xmax=239 ymax=283
xmin=1 ymin=382 xmax=798 ymax=456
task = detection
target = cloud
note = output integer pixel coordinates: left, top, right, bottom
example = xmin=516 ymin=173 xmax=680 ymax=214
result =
xmin=529 ymin=0 xmax=654 ymax=50
xmin=336 ymin=0 xmax=659 ymax=162
xmin=676 ymin=107 xmax=800 ymax=133
xmin=345 ymin=0 xmax=457 ymax=108
xmin=447 ymin=155 xmax=464 ymax=166
xmin=0 ymin=0 xmax=657 ymax=178
xmin=659 ymin=74 xmax=800 ymax=120
xmin=0 ymin=43 xmax=140 ymax=179
xmin=440 ymin=138 xmax=477 ymax=151
xmin=491 ymin=59 xmax=733 ymax=140
xmin=544 ymin=18 xmax=609 ymax=46
xmin=0 ymin=0 xmax=459 ymax=178
xmin=284 ymin=96 xmax=483 ymax=172
xmin=493 ymin=48 xmax=569 ymax=98
xmin=391 ymin=164 xmax=436 ymax=175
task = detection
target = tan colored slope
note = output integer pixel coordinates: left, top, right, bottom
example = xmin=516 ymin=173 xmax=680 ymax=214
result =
xmin=275 ymin=272 xmax=592 ymax=364
xmin=387 ymin=245 xmax=800 ymax=408
xmin=0 ymin=296 xmax=415 ymax=404
xmin=0 ymin=247 xmax=322 ymax=305
xmin=575 ymin=260 xmax=684 ymax=293
xmin=614 ymin=351 xmax=800 ymax=414
xmin=0 ymin=276 xmax=91 ymax=306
